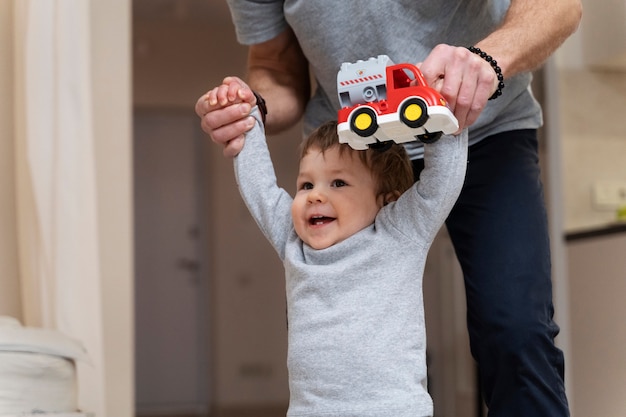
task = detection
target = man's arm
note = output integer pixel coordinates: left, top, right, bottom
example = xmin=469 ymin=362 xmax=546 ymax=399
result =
xmin=247 ymin=27 xmax=311 ymax=134
xmin=420 ymin=0 xmax=582 ymax=130
xmin=196 ymin=27 xmax=310 ymax=157
xmin=477 ymin=0 xmax=582 ymax=78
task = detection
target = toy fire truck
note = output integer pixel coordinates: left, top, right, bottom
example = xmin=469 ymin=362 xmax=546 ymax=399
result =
xmin=337 ymin=55 xmax=459 ymax=150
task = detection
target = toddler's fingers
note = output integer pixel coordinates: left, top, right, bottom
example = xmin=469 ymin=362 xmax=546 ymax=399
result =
xmin=195 ymin=87 xmax=218 ymax=117
xmin=216 ymin=84 xmax=234 ymax=106
xmin=227 ymin=80 xmax=245 ymax=103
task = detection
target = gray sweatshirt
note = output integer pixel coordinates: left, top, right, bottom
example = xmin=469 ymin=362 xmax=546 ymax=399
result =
xmin=234 ymin=109 xmax=468 ymax=417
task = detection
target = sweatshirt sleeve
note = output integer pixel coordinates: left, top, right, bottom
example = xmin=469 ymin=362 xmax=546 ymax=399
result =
xmin=382 ymin=129 xmax=468 ymax=246
xmin=233 ymin=108 xmax=294 ymax=260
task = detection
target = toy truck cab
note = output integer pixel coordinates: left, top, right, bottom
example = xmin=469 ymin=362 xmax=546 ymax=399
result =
xmin=337 ymin=55 xmax=459 ymax=150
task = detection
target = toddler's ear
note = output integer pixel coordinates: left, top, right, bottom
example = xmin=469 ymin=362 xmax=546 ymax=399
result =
xmin=383 ymin=190 xmax=402 ymax=205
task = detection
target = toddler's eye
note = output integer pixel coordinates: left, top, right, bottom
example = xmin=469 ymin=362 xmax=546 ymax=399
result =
xmin=332 ymin=179 xmax=347 ymax=187
xmin=300 ymin=182 xmax=313 ymax=190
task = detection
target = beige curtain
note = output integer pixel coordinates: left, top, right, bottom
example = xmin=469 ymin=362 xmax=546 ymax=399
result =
xmin=13 ymin=0 xmax=105 ymax=414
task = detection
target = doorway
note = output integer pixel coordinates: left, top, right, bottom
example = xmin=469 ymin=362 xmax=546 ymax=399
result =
xmin=133 ymin=108 xmax=211 ymax=417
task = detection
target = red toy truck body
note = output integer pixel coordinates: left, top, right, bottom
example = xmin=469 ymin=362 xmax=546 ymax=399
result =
xmin=337 ymin=55 xmax=458 ymax=150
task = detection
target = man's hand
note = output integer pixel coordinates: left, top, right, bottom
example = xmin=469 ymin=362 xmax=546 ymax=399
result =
xmin=419 ymin=44 xmax=499 ymax=130
xmin=195 ymin=76 xmax=257 ymax=158
xmin=419 ymin=0 xmax=582 ymax=130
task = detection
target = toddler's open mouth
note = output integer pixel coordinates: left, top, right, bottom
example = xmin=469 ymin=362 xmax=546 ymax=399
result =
xmin=309 ymin=215 xmax=335 ymax=225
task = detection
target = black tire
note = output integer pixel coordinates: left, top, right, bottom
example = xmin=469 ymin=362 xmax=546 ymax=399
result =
xmin=417 ymin=130 xmax=443 ymax=144
xmin=400 ymin=98 xmax=428 ymax=128
xmin=369 ymin=141 xmax=393 ymax=151
xmin=350 ymin=107 xmax=378 ymax=137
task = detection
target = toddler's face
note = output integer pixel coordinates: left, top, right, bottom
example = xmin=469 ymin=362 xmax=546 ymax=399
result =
xmin=291 ymin=146 xmax=383 ymax=250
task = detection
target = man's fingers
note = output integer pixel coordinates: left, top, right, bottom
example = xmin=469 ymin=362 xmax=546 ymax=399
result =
xmin=207 ymin=113 xmax=254 ymax=146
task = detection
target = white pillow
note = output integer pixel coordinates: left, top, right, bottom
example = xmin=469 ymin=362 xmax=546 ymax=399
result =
xmin=0 ymin=316 xmax=89 ymax=415
xmin=0 ymin=351 xmax=77 ymax=415
xmin=0 ymin=316 xmax=88 ymax=362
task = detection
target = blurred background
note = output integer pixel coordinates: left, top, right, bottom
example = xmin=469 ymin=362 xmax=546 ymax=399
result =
xmin=1 ymin=1 xmax=625 ymax=416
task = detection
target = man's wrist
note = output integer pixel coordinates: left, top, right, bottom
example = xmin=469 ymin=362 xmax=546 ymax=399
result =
xmin=466 ymin=46 xmax=505 ymax=100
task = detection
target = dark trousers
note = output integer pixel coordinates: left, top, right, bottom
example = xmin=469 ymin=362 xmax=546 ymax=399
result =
xmin=413 ymin=129 xmax=570 ymax=417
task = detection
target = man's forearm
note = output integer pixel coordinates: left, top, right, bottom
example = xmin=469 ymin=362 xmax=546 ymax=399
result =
xmin=247 ymin=28 xmax=311 ymax=134
xmin=248 ymin=67 xmax=310 ymax=134
xmin=477 ymin=0 xmax=582 ymax=79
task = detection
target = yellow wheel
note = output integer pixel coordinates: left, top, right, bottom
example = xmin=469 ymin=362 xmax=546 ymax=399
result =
xmin=400 ymin=98 xmax=428 ymax=128
xmin=350 ymin=107 xmax=378 ymax=137
xmin=403 ymin=103 xmax=423 ymax=122
xmin=354 ymin=112 xmax=373 ymax=131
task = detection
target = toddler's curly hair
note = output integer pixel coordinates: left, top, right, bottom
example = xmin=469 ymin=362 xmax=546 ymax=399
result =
xmin=300 ymin=121 xmax=414 ymax=202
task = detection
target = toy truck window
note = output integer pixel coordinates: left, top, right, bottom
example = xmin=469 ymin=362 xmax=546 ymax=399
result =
xmin=339 ymin=91 xmax=351 ymax=108
xmin=392 ymin=68 xmax=416 ymax=89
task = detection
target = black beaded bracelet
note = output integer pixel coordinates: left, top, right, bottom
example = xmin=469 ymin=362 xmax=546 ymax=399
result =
xmin=252 ymin=90 xmax=268 ymax=124
xmin=467 ymin=46 xmax=505 ymax=100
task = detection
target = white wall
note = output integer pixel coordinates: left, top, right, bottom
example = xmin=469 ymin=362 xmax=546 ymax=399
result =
xmin=559 ymin=71 xmax=626 ymax=231
xmin=555 ymin=0 xmax=626 ymax=232
xmin=579 ymin=0 xmax=626 ymax=70
xmin=91 ymin=0 xmax=134 ymax=416
xmin=0 ymin=0 xmax=22 ymax=320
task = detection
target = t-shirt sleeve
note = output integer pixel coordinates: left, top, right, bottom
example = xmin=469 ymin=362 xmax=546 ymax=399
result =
xmin=226 ymin=0 xmax=288 ymax=45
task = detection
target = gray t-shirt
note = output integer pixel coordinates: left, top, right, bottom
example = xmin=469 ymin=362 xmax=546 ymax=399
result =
xmin=226 ymin=0 xmax=542 ymax=159
xmin=234 ymin=109 xmax=468 ymax=417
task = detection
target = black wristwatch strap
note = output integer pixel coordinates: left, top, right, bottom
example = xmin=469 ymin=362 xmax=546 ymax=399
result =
xmin=252 ymin=90 xmax=267 ymax=124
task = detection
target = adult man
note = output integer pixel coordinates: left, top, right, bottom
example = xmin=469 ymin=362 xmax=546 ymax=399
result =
xmin=196 ymin=1 xmax=582 ymax=415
